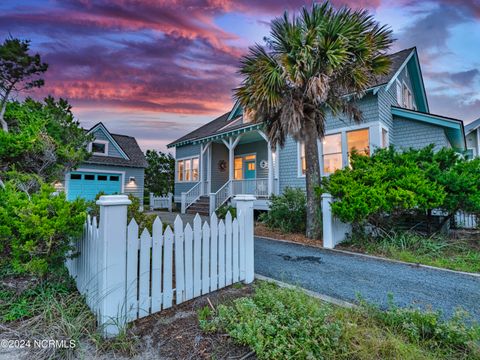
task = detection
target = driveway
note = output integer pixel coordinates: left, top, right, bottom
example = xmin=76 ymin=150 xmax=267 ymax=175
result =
xmin=254 ymin=237 xmax=480 ymax=322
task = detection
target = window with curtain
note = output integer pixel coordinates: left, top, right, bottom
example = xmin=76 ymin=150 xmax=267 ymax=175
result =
xmin=299 ymin=142 xmax=306 ymax=175
xmin=234 ymin=157 xmax=243 ymax=180
xmin=322 ymin=134 xmax=342 ymax=175
xmin=177 ymin=157 xmax=199 ymax=182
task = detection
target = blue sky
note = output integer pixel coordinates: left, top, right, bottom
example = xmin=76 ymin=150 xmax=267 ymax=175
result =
xmin=1 ymin=0 xmax=479 ymax=151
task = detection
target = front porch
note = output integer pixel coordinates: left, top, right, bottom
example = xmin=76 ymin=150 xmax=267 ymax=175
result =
xmin=180 ymin=129 xmax=279 ymax=214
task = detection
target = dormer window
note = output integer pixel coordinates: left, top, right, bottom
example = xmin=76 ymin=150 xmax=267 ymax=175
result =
xmin=89 ymin=140 xmax=108 ymax=156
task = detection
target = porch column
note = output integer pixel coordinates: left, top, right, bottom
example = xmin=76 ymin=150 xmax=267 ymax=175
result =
xmin=207 ymin=144 xmax=212 ymax=193
xmin=200 ymin=142 xmax=211 ymax=195
xmin=222 ymin=136 xmax=242 ymax=194
xmin=200 ymin=143 xmax=204 ymax=195
xmin=267 ymin=144 xmax=273 ymax=196
xmin=258 ymin=130 xmax=273 ymax=196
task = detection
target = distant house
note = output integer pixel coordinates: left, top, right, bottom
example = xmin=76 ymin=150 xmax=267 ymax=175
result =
xmin=167 ymin=47 xmax=466 ymax=215
xmin=60 ymin=122 xmax=147 ymax=204
xmin=465 ymin=118 xmax=480 ymax=158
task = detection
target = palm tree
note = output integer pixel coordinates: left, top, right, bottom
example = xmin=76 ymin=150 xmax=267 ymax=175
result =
xmin=234 ymin=2 xmax=393 ymax=238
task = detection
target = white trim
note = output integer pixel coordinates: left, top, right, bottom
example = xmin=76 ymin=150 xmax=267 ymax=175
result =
xmin=297 ymin=141 xmax=306 ymax=178
xmin=88 ymin=140 xmax=109 ymax=156
xmin=87 ymin=123 xmax=130 ymax=160
xmin=175 ymin=156 xmax=200 ymax=183
xmin=66 ymin=168 xmax=126 ymax=197
xmin=385 ymin=49 xmax=415 ymax=91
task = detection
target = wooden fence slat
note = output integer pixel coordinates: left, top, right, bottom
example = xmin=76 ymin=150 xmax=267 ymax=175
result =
xmin=163 ymin=226 xmax=174 ymax=309
xmin=174 ymin=216 xmax=185 ymax=304
xmin=239 ymin=210 xmax=246 ymax=281
xmin=210 ymin=214 xmax=218 ymax=291
xmin=193 ymin=214 xmax=202 ymax=297
xmin=184 ymin=223 xmax=194 ymax=301
xmin=225 ymin=212 xmax=233 ymax=286
xmin=126 ymin=219 xmax=139 ymax=322
xmin=202 ymin=222 xmax=210 ymax=295
xmin=232 ymin=218 xmax=239 ymax=283
xmin=218 ymin=219 xmax=226 ymax=289
xmin=139 ymin=228 xmax=152 ymax=318
xmin=151 ymin=217 xmax=163 ymax=313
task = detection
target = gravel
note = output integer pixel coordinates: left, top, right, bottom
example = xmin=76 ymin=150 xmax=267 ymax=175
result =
xmin=254 ymin=237 xmax=480 ymax=322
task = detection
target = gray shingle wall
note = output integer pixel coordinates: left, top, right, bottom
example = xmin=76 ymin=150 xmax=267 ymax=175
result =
xmin=92 ymin=128 xmax=124 ymax=158
xmin=325 ymin=93 xmax=379 ymax=131
xmin=210 ymin=142 xmax=229 ymax=192
xmin=278 ymin=136 xmax=306 ymax=192
xmin=392 ymin=118 xmax=450 ymax=151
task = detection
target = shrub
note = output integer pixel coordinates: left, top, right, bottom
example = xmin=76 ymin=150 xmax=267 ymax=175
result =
xmin=259 ymin=187 xmax=307 ymax=233
xmin=215 ymin=204 xmax=236 ymax=220
xmin=320 ymin=146 xmax=480 ymax=230
xmin=0 ymin=182 xmax=87 ymax=276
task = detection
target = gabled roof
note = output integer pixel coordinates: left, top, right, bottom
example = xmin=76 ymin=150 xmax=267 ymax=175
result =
xmin=465 ymin=118 xmax=480 ymax=134
xmin=85 ymin=122 xmax=147 ymax=168
xmin=391 ymin=106 xmax=466 ymax=150
xmin=168 ymin=47 xmax=423 ymax=148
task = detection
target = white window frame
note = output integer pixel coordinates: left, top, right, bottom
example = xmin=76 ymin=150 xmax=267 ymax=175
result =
xmin=297 ymin=142 xmax=306 ymax=178
xmin=88 ymin=140 xmax=109 ymax=156
xmin=402 ymin=81 xmax=413 ymax=109
xmin=176 ymin=156 xmax=199 ymax=183
xmin=381 ymin=125 xmax=389 ymax=148
xmin=297 ymin=124 xmax=377 ymax=177
xmin=396 ymin=79 xmax=402 ymax=106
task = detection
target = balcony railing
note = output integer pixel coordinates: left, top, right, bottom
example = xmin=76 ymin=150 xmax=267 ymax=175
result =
xmin=232 ymin=178 xmax=268 ymax=198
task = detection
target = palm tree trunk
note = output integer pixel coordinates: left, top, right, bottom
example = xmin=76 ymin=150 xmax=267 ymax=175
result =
xmin=304 ymin=119 xmax=322 ymax=239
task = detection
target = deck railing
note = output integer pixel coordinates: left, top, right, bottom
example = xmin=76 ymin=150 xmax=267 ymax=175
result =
xmin=181 ymin=182 xmax=201 ymax=214
xmin=232 ymin=178 xmax=268 ymax=198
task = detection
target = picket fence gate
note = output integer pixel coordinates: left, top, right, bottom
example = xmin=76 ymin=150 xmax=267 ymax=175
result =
xmin=149 ymin=192 xmax=173 ymax=211
xmin=66 ymin=194 xmax=255 ymax=337
xmin=454 ymin=211 xmax=478 ymax=229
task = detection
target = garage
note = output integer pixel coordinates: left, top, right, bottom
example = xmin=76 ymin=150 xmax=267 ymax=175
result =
xmin=67 ymin=171 xmax=123 ymax=201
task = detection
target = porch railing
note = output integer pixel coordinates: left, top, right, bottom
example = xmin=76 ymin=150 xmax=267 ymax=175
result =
xmin=210 ymin=180 xmax=232 ymax=215
xmin=181 ymin=182 xmax=201 ymax=214
xmin=232 ymin=178 xmax=268 ymax=198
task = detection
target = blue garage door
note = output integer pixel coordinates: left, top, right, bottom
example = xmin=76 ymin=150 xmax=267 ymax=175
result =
xmin=67 ymin=172 xmax=122 ymax=201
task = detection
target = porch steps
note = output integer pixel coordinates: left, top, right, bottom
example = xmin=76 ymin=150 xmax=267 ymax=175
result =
xmin=186 ymin=196 xmax=210 ymax=216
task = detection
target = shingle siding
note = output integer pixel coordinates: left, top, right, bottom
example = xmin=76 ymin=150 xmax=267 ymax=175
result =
xmin=392 ymin=118 xmax=450 ymax=151
xmin=210 ymin=142 xmax=229 ymax=192
xmin=91 ymin=128 xmax=124 ymax=158
xmin=278 ymin=137 xmax=306 ymax=191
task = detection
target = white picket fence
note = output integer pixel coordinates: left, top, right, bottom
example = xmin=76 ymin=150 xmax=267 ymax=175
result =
xmin=66 ymin=194 xmax=255 ymax=337
xmin=454 ymin=211 xmax=478 ymax=229
xmin=149 ymin=192 xmax=172 ymax=211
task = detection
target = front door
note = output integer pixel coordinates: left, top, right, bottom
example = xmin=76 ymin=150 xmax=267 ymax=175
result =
xmin=244 ymin=157 xmax=256 ymax=179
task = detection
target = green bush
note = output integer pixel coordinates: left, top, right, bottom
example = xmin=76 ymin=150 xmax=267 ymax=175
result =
xmin=259 ymin=187 xmax=307 ymax=233
xmin=0 ymin=182 xmax=87 ymax=276
xmin=320 ymin=146 xmax=480 ymax=229
xmin=215 ymin=204 xmax=236 ymax=220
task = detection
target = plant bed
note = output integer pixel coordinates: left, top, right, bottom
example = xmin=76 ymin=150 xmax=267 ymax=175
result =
xmin=255 ymin=222 xmax=323 ymax=248
xmin=338 ymin=230 xmax=480 ymax=274
xmin=200 ymin=282 xmax=480 ymax=360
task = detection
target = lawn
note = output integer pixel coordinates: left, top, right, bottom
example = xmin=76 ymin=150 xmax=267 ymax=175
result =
xmin=200 ymin=282 xmax=480 ymax=360
xmin=338 ymin=230 xmax=480 ymax=274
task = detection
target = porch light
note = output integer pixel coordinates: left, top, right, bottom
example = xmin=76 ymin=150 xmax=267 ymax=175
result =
xmin=129 ymin=176 xmax=136 ymax=183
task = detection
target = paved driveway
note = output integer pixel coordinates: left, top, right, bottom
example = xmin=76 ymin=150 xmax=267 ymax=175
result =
xmin=254 ymin=237 xmax=480 ymax=322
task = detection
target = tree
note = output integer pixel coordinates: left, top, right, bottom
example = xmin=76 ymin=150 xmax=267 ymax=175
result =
xmin=0 ymin=37 xmax=48 ymax=131
xmin=0 ymin=97 xmax=92 ymax=192
xmin=144 ymin=150 xmax=175 ymax=196
xmin=234 ymin=2 xmax=393 ymax=238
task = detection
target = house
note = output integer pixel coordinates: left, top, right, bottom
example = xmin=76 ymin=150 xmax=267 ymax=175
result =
xmin=465 ymin=118 xmax=480 ymax=158
xmin=60 ymin=122 xmax=147 ymax=204
xmin=167 ymin=47 xmax=466 ymax=215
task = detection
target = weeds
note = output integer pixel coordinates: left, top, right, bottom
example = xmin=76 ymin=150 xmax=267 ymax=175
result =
xmin=200 ymin=282 xmax=480 ymax=360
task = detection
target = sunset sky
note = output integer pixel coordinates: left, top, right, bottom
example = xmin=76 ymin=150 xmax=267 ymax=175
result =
xmin=1 ymin=1 xmax=479 ymax=152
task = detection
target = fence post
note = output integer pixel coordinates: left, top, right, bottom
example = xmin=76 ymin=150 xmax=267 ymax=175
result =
xmin=149 ymin=192 xmax=154 ymax=211
xmin=235 ymin=194 xmax=255 ymax=283
xmin=181 ymin=192 xmax=186 ymax=214
xmin=209 ymin=193 xmax=215 ymax=215
xmin=168 ymin=192 xmax=173 ymax=212
xmin=96 ymin=195 xmax=131 ymax=338
xmin=321 ymin=193 xmax=334 ymax=249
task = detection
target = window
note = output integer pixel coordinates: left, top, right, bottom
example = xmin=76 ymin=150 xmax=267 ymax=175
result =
xmin=234 ymin=157 xmax=243 ymax=179
xmin=70 ymin=174 xmax=81 ymax=180
xmin=347 ymin=129 xmax=369 ymax=158
xmin=84 ymin=174 xmax=95 ymax=180
xmin=110 ymin=176 xmax=119 ymax=181
xmin=90 ymin=141 xmax=108 ymax=155
xmin=98 ymin=175 xmax=107 ymax=181
xmin=382 ymin=128 xmax=389 ymax=148
xmin=177 ymin=157 xmax=199 ymax=182
xmin=396 ymin=80 xmax=402 ymax=105
xmin=323 ymin=134 xmax=342 ymax=175
xmin=402 ymin=83 xmax=413 ymax=109
xmin=299 ymin=143 xmax=306 ymax=176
